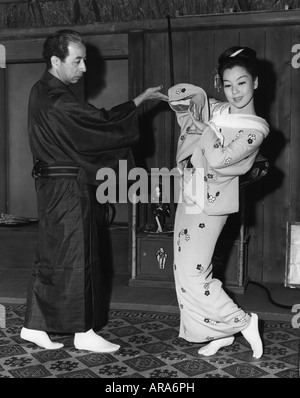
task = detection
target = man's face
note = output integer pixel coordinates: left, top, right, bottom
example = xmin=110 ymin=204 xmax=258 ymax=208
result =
xmin=52 ymin=42 xmax=86 ymax=85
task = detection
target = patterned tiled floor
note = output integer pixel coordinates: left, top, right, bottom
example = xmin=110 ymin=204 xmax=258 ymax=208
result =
xmin=0 ymin=303 xmax=299 ymax=378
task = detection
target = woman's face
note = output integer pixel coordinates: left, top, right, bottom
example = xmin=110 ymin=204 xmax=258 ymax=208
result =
xmin=222 ymin=65 xmax=258 ymax=114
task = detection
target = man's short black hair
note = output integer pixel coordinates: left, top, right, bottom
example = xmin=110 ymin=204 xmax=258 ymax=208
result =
xmin=42 ymin=30 xmax=84 ymax=69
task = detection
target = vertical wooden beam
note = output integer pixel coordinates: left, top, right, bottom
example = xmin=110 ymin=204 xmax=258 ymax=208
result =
xmin=128 ymin=31 xmax=144 ymax=274
xmin=240 ymin=27 xmax=267 ymax=282
xmin=0 ymin=67 xmax=7 ymax=213
xmin=290 ymin=26 xmax=300 ymax=222
xmin=263 ymin=25 xmax=292 ymax=283
xmin=128 ymin=31 xmax=144 ymax=100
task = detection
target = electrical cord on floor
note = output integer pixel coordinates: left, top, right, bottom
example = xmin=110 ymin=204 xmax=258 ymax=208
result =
xmin=248 ymin=280 xmax=293 ymax=310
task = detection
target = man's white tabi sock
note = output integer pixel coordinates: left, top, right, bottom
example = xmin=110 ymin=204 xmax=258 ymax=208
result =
xmin=20 ymin=327 xmax=64 ymax=350
xmin=74 ymin=329 xmax=120 ymax=353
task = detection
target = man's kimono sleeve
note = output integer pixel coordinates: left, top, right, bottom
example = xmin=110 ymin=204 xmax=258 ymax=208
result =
xmin=47 ymin=96 xmax=139 ymax=184
xmin=52 ymin=96 xmax=139 ymax=154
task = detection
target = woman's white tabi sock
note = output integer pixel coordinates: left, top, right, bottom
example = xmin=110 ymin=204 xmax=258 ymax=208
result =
xmin=241 ymin=313 xmax=263 ymax=359
xmin=198 ymin=336 xmax=235 ymax=356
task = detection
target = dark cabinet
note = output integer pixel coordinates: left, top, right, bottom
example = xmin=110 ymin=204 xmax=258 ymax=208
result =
xmin=129 ymin=194 xmax=249 ymax=294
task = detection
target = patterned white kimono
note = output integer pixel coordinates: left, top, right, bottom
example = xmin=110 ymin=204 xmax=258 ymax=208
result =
xmin=168 ymin=83 xmax=269 ymax=343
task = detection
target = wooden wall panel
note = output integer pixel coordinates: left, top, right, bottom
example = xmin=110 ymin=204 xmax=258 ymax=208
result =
xmin=3 ymin=34 xmax=128 ymax=63
xmin=128 ymin=31 xmax=146 ymax=174
xmin=263 ymin=26 xmax=292 ymax=282
xmin=169 ymin=31 xmax=190 ymax=167
xmin=128 ymin=32 xmax=144 ymax=100
xmin=189 ymin=31 xmax=214 ymax=96
xmin=163 ymin=30 xmax=175 ymax=169
xmin=7 ymin=63 xmax=44 ymax=218
xmin=141 ymin=33 xmax=169 ymax=171
xmin=239 ymin=27 xmax=267 ymax=281
xmin=172 ymin=31 xmax=190 ymax=84
xmin=213 ymin=29 xmax=240 ymax=101
xmin=290 ymin=26 xmax=300 ymax=221
xmin=4 ymin=38 xmax=44 ymax=62
xmin=0 ymin=68 xmax=6 ymax=213
xmin=86 ymin=59 xmax=128 ymax=109
xmin=84 ymin=34 xmax=128 ymax=59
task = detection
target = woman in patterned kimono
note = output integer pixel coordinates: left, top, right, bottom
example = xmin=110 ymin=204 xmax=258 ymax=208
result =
xmin=168 ymin=47 xmax=269 ymax=358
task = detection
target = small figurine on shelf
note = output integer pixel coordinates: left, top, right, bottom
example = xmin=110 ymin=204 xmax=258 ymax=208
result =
xmin=150 ymin=183 xmax=171 ymax=233
xmin=155 ymin=247 xmax=168 ymax=269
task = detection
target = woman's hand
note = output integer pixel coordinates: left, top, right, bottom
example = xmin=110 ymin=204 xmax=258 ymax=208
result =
xmin=189 ymin=92 xmax=206 ymax=121
xmin=188 ymin=109 xmax=208 ymax=132
xmin=133 ymin=85 xmax=169 ymax=107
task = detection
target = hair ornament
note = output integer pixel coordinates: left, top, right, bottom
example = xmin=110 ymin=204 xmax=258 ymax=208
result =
xmin=230 ymin=48 xmax=244 ymax=57
xmin=213 ymin=68 xmax=222 ymax=92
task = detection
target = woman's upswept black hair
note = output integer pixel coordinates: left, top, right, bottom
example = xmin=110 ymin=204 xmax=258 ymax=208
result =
xmin=218 ymin=46 xmax=258 ymax=83
xmin=42 ymin=30 xmax=84 ymax=69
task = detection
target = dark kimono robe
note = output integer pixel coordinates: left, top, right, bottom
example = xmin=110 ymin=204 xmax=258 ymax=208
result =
xmin=24 ymin=71 xmax=139 ymax=333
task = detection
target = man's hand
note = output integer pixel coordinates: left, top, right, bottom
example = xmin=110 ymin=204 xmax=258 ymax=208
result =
xmin=133 ymin=85 xmax=169 ymax=107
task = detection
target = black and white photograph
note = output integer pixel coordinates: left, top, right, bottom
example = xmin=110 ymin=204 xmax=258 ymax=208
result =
xmin=0 ymin=0 xmax=299 ymax=383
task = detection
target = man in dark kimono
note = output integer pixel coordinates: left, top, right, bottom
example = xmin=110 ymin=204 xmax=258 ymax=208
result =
xmin=20 ymin=30 xmax=168 ymax=353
